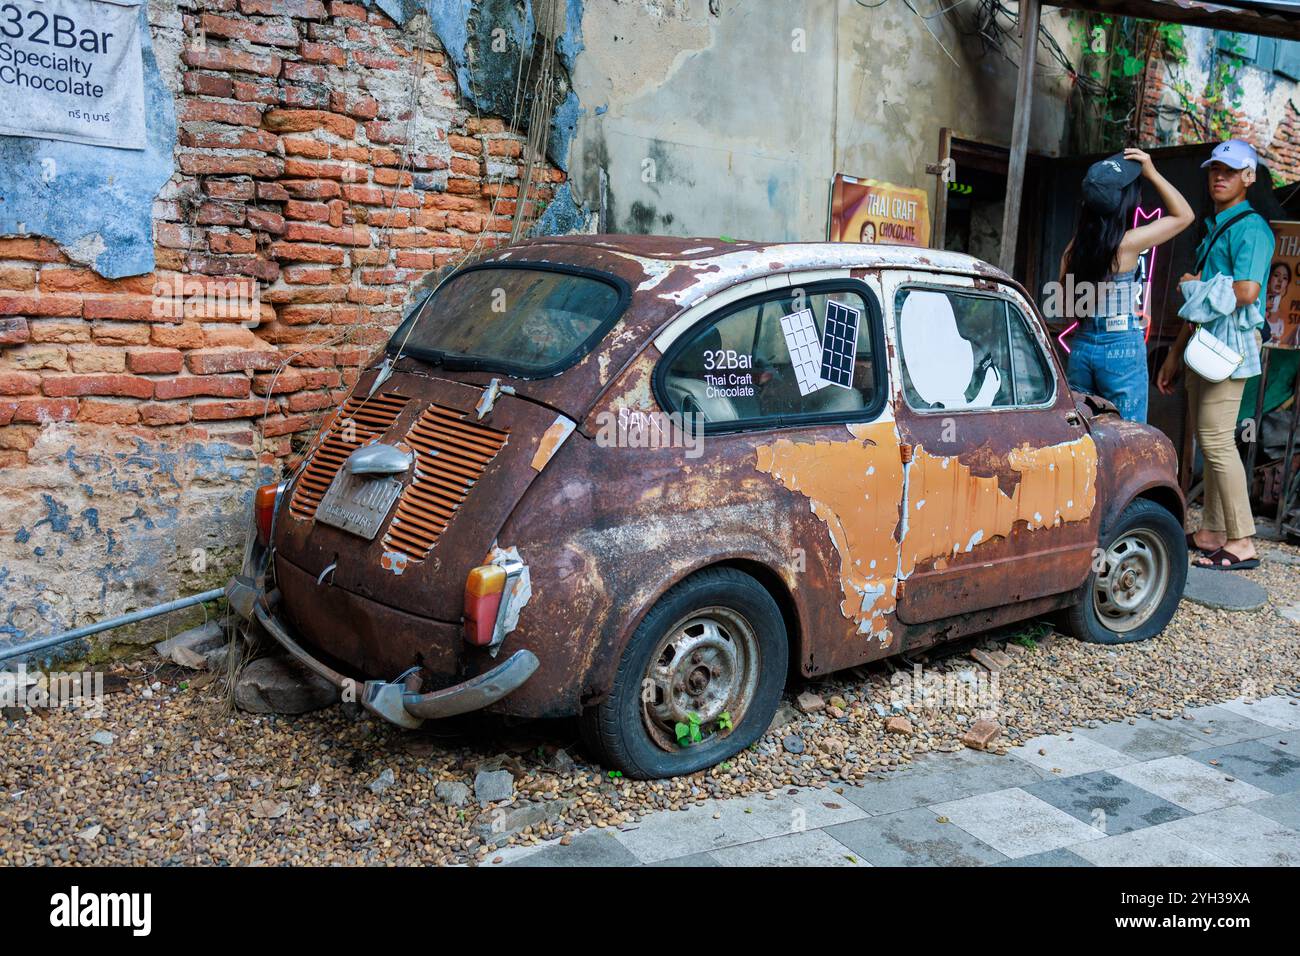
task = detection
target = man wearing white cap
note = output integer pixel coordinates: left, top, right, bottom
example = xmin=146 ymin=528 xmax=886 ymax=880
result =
xmin=1157 ymin=139 xmax=1274 ymax=571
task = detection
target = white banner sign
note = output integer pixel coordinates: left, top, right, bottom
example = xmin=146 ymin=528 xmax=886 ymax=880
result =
xmin=0 ymin=0 xmax=146 ymax=150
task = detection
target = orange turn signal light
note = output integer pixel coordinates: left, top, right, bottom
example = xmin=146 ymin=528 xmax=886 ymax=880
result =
xmin=464 ymin=564 xmax=506 ymax=646
xmin=255 ymin=483 xmax=280 ymax=548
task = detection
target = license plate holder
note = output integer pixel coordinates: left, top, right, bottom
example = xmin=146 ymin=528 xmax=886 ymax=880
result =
xmin=315 ymin=470 xmax=404 ymax=540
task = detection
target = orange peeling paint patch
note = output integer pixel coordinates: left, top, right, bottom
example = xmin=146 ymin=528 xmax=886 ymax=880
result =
xmin=531 ymin=415 xmax=576 ymax=472
xmin=755 ymin=420 xmax=904 ymax=637
xmin=899 ymin=436 xmax=1098 ymax=576
xmin=755 ymin=427 xmax=1098 ymax=642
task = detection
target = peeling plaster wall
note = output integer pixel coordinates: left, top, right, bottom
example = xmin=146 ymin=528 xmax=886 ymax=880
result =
xmin=1145 ymin=27 xmax=1300 ymax=181
xmin=427 ymin=0 xmax=584 ymax=173
xmin=565 ymin=0 xmax=1074 ymax=240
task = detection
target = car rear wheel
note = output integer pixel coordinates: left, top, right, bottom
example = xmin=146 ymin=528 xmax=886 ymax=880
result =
xmin=1064 ymin=498 xmax=1187 ymax=645
xmin=580 ymin=567 xmax=787 ymax=779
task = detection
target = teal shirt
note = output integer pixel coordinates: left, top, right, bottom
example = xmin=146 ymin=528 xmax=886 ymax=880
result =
xmin=1193 ymin=200 xmax=1275 ymax=309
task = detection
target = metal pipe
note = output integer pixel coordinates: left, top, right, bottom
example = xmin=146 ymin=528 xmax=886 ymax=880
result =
xmin=0 ymin=588 xmax=226 ymax=664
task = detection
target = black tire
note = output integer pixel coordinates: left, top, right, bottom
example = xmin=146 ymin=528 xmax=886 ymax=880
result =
xmin=1064 ymin=498 xmax=1187 ymax=645
xmin=580 ymin=567 xmax=788 ymax=779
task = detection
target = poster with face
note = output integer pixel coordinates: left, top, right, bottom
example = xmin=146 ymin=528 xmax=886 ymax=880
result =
xmin=829 ymin=174 xmax=931 ymax=247
xmin=1267 ymin=221 xmax=1300 ymax=348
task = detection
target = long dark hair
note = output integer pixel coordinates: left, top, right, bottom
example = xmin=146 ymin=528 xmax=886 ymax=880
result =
xmin=1064 ymin=179 xmax=1142 ymax=286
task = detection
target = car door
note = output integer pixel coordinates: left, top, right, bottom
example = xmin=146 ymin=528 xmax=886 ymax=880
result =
xmin=878 ymin=269 xmax=1101 ymax=625
xmin=652 ymin=272 xmax=910 ymax=670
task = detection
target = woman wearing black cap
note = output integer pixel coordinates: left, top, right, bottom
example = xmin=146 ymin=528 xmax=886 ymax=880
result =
xmin=1058 ymin=148 xmax=1194 ymax=423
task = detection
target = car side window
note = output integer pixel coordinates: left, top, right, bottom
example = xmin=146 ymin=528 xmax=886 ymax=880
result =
xmin=661 ymin=286 xmax=878 ymax=425
xmin=894 ymin=286 xmax=1053 ymax=411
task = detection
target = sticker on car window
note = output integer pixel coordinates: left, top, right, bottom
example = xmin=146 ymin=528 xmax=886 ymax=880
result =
xmin=780 ymin=308 xmax=827 ymax=396
xmin=819 ymin=301 xmax=860 ymax=389
xmin=780 ymin=302 xmax=861 ymax=396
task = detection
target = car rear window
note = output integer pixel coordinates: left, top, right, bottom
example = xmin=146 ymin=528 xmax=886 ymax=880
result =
xmin=388 ymin=264 xmax=627 ymax=377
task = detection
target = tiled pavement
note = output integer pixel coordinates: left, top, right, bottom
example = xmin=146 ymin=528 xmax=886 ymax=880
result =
xmin=491 ymin=695 xmax=1300 ymax=867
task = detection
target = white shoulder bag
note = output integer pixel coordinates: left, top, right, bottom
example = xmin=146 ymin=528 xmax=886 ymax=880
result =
xmin=1183 ymin=326 xmax=1242 ymax=383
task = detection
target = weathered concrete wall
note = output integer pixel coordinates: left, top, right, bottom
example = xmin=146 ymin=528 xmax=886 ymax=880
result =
xmin=566 ymin=0 xmax=1074 ymax=240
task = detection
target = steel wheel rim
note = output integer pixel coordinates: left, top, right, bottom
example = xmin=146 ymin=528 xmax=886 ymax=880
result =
xmin=1092 ymin=527 xmax=1169 ymax=633
xmin=641 ymin=606 xmax=760 ymax=752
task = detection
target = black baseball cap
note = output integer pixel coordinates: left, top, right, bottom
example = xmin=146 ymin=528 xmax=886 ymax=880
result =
xmin=1081 ymin=154 xmax=1142 ymax=215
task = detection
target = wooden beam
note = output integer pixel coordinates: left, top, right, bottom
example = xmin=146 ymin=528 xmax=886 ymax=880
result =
xmin=929 ymin=128 xmax=953 ymax=251
xmin=1048 ymin=0 xmax=1300 ymax=43
xmin=999 ymin=0 xmax=1041 ymax=275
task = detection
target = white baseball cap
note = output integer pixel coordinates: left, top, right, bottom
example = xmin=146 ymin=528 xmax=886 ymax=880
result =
xmin=1201 ymin=139 xmax=1258 ymax=171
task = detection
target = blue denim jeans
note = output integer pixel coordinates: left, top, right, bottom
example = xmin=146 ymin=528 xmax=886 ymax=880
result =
xmin=1066 ymin=321 xmax=1149 ymax=423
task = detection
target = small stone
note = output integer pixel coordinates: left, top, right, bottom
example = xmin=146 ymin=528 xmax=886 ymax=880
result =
xmin=155 ymin=620 xmax=225 ymax=668
xmin=476 ymin=799 xmax=573 ymax=845
xmin=474 ymin=769 xmax=515 ymax=806
xmin=549 ymin=748 xmax=577 ymax=774
xmin=368 ymin=768 xmax=396 ymax=794
xmin=1003 ymin=642 xmax=1027 ymax=657
xmin=76 ymin=824 xmax=101 ymax=843
xmin=962 ymin=719 xmax=1002 ymax=751
xmin=250 ymin=799 xmax=289 ymax=820
xmin=767 ymin=700 xmax=800 ymax=733
xmin=782 ymin=734 xmax=806 ymax=754
xmin=89 ymin=731 xmax=115 ymax=747
xmin=829 ymin=696 xmax=847 ymax=710
xmin=796 ymin=691 xmax=825 ymax=714
xmin=435 ymin=781 xmax=471 ymax=807
xmin=234 ymin=656 xmax=336 ymax=715
xmin=885 ymin=716 xmax=913 ymax=736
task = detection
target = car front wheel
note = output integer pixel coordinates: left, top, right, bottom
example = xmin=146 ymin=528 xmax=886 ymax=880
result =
xmin=1064 ymin=498 xmax=1187 ymax=645
xmin=580 ymin=567 xmax=788 ymax=779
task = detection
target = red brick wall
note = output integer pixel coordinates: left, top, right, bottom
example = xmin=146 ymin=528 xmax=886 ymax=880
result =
xmin=0 ymin=1 xmax=563 ymax=648
xmin=3 ymin=1 xmax=561 ymax=462
xmin=1138 ymin=60 xmax=1300 ymax=184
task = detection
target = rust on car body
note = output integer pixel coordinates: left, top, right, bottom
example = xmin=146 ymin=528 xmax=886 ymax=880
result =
xmin=230 ymin=235 xmax=1186 ymax=772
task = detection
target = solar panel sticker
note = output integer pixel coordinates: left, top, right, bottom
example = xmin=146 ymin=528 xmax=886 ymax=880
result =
xmin=780 ymin=308 xmax=829 ymax=396
xmin=819 ymin=300 xmax=860 ymax=389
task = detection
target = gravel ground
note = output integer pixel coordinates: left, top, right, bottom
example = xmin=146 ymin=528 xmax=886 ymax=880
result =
xmin=3 ymin=520 xmax=1299 ymax=867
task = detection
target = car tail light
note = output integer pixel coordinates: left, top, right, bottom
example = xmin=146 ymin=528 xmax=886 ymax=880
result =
xmin=255 ymin=482 xmax=281 ymax=548
xmin=463 ymin=564 xmax=507 ymax=646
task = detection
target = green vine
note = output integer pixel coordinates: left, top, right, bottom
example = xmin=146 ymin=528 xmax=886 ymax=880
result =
xmin=1067 ymin=15 xmax=1240 ymax=153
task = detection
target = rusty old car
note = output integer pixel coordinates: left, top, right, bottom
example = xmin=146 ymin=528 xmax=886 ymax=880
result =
xmin=226 ymin=236 xmax=1188 ymax=779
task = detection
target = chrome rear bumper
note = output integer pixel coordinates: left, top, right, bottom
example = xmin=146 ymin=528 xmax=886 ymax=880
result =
xmin=224 ymin=575 xmax=538 ymax=729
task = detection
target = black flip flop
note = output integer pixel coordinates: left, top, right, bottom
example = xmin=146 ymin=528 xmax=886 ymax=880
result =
xmin=1193 ymin=547 xmax=1260 ymax=571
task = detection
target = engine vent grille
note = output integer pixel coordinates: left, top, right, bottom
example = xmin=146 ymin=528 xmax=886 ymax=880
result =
xmin=288 ymin=391 xmax=409 ymax=521
xmin=382 ymin=403 xmax=509 ymax=560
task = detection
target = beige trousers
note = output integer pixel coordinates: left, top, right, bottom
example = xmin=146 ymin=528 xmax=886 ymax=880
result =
xmin=1186 ymin=371 xmax=1254 ymax=539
